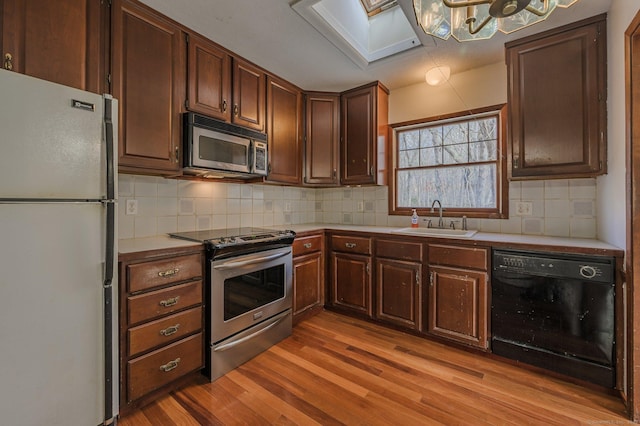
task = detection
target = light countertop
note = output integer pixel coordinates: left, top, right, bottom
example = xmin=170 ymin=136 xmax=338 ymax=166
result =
xmin=119 ymin=223 xmax=624 ymax=255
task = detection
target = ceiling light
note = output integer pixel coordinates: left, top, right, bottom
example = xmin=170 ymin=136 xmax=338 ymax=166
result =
xmin=412 ymin=0 xmax=580 ymax=42
xmin=425 ymin=66 xmax=451 ymax=85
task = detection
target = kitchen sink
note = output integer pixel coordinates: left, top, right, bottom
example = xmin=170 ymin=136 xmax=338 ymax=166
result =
xmin=391 ymin=227 xmax=478 ymax=238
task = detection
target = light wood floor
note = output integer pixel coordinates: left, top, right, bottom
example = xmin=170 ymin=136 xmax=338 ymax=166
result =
xmin=119 ymin=311 xmax=629 ymax=425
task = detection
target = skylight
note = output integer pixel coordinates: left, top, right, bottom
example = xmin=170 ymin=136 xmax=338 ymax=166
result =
xmin=292 ymin=0 xmax=420 ymax=68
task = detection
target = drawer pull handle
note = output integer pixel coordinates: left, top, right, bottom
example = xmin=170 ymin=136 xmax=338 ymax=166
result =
xmin=159 ymin=358 xmax=181 ymax=372
xmin=158 ymin=268 xmax=179 ymax=278
xmin=345 ymin=243 xmax=356 ymax=248
xmin=159 ymin=324 xmax=180 ymax=337
xmin=159 ymin=296 xmax=180 ymax=307
xmin=303 ymin=243 xmax=312 ymax=249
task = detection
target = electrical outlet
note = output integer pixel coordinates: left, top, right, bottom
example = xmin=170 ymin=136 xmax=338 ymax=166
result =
xmin=357 ymin=201 xmax=364 ymax=212
xmin=516 ymin=201 xmax=533 ymax=216
xmin=125 ymin=199 xmax=138 ymax=215
xmin=284 ymin=202 xmax=292 ymax=212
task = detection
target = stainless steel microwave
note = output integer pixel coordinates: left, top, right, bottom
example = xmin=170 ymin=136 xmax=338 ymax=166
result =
xmin=183 ymin=113 xmax=268 ymax=178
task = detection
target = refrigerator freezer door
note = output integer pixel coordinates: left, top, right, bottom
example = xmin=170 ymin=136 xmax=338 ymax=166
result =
xmin=0 ymin=69 xmax=106 ymax=200
xmin=0 ymin=203 xmax=113 ymax=425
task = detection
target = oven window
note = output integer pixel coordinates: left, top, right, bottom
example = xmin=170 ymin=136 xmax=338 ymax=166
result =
xmin=223 ymin=264 xmax=285 ymax=320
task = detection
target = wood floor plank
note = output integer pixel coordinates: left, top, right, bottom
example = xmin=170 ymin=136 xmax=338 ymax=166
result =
xmin=119 ymin=311 xmax=628 ymax=425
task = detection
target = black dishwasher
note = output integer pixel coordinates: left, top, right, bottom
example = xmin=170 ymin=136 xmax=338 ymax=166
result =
xmin=491 ymin=249 xmax=615 ymax=388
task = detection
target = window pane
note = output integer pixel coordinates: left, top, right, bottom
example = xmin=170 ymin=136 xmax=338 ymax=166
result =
xmin=419 ymin=147 xmax=442 ymax=166
xmin=398 ymin=130 xmax=419 ymax=150
xmin=399 ymin=149 xmax=419 ymax=168
xmin=469 ymin=117 xmax=497 ymax=141
xmin=443 ymin=143 xmax=468 ymax=164
xmin=397 ymin=164 xmax=497 ymax=209
xmin=442 ymin=123 xmax=467 ymax=145
xmin=469 ymin=140 xmax=497 ymax=162
xmin=420 ymin=127 xmax=442 ymax=148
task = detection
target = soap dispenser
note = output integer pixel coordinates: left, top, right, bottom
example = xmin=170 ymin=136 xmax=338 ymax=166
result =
xmin=411 ymin=209 xmax=419 ymax=228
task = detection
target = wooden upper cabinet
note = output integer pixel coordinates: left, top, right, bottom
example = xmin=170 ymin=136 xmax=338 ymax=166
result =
xmin=266 ymin=75 xmax=303 ymax=184
xmin=186 ymin=33 xmax=231 ymax=121
xmin=0 ymin=0 xmax=105 ymax=93
xmin=232 ymin=57 xmax=265 ymax=131
xmin=506 ymin=14 xmax=607 ymax=180
xmin=112 ymin=0 xmax=186 ymax=175
xmin=341 ymin=81 xmax=389 ymax=186
xmin=305 ymin=92 xmax=340 ymax=186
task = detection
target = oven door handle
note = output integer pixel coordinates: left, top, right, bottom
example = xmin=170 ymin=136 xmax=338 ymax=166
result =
xmin=213 ymin=251 xmax=290 ymax=270
xmin=212 ymin=311 xmax=289 ymax=352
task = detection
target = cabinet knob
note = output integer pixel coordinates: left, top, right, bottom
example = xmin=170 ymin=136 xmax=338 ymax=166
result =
xmin=233 ymin=104 xmax=239 ymax=116
xmin=222 ymin=99 xmax=227 ymax=112
xmin=159 ymin=324 xmax=180 ymax=337
xmin=303 ymin=243 xmax=312 ymax=249
xmin=159 ymin=296 xmax=180 ymax=307
xmin=158 ymin=268 xmax=180 ymax=277
xmin=345 ymin=242 xmax=356 ymax=248
xmin=4 ymin=53 xmax=13 ymax=70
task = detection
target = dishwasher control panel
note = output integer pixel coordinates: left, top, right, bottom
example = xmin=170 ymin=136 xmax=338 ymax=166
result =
xmin=493 ymin=249 xmax=614 ymax=283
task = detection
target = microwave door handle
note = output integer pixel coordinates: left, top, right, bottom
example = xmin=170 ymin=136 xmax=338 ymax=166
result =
xmin=213 ymin=251 xmax=289 ymax=270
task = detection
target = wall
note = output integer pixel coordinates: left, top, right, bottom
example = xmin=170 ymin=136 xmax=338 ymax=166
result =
xmin=598 ymin=0 xmax=638 ymax=249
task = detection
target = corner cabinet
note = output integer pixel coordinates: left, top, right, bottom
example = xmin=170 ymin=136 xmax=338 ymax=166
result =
xmin=427 ymin=244 xmax=489 ymax=350
xmin=329 ymin=234 xmax=373 ymax=317
xmin=0 ymin=0 xmax=106 ymax=93
xmin=265 ymin=75 xmax=303 ymax=184
xmin=340 ymin=82 xmax=389 ymax=186
xmin=112 ymin=0 xmax=186 ymax=175
xmin=304 ymin=92 xmax=340 ymax=186
xmin=506 ymin=14 xmax=607 ymax=180
xmin=375 ymin=239 xmax=423 ymax=331
xmin=292 ymin=233 xmax=325 ymax=324
xmin=119 ymin=247 xmax=205 ymax=413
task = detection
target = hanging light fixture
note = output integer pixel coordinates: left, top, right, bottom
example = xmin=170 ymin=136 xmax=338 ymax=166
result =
xmin=412 ymin=0 xmax=580 ymax=42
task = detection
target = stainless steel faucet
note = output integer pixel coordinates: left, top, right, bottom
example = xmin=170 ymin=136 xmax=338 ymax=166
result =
xmin=431 ymin=199 xmax=444 ymax=228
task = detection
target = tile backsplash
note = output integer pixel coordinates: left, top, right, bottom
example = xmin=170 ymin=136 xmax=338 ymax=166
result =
xmin=119 ymin=174 xmax=597 ymax=239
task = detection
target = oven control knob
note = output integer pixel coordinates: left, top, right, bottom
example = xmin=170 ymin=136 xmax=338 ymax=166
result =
xmin=579 ymin=265 xmax=598 ymax=279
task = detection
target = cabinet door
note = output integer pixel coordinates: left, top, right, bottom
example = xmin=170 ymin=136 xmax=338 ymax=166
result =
xmin=427 ymin=266 xmax=488 ymax=350
xmin=331 ymin=252 xmax=372 ymax=317
xmin=232 ymin=57 xmax=265 ymax=131
xmin=293 ymin=251 xmax=324 ymax=320
xmin=1 ymin=0 xmax=104 ymax=93
xmin=506 ymin=15 xmax=606 ymax=179
xmin=305 ymin=92 xmax=340 ymax=186
xmin=112 ymin=0 xmax=185 ymax=174
xmin=341 ymin=82 xmax=388 ymax=186
xmin=186 ymin=33 xmax=231 ymax=121
xmin=266 ymin=75 xmax=302 ymax=184
xmin=376 ymin=258 xmax=421 ymax=331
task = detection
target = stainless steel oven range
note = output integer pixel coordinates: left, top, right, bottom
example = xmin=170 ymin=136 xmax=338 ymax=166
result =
xmin=169 ymin=227 xmax=295 ymax=381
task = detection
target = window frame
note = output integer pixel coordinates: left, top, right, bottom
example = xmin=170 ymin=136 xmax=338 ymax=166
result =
xmin=388 ymin=104 xmax=508 ymax=219
xmin=359 ymin=0 xmax=397 ymax=17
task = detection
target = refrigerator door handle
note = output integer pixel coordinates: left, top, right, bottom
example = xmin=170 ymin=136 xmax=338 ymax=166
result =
xmin=102 ymin=95 xmax=116 ymax=425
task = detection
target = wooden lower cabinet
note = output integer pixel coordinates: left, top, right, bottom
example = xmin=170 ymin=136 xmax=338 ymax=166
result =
xmin=376 ymin=258 xmax=422 ymax=331
xmin=427 ymin=243 xmax=489 ymax=350
xmin=375 ymin=238 xmax=423 ymax=331
xmin=119 ymin=247 xmax=205 ymax=412
xmin=292 ymin=233 xmax=324 ymax=323
xmin=331 ymin=252 xmax=372 ymax=317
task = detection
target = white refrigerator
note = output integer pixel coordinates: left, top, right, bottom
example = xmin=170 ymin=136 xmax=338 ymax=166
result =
xmin=0 ymin=69 xmax=118 ymax=425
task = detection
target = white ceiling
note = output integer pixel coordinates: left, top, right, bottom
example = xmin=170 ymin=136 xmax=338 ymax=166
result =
xmin=139 ymin=0 xmax=612 ymax=92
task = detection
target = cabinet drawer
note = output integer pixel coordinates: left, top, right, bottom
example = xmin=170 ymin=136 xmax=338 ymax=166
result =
xmin=128 ymin=280 xmax=202 ymax=325
xmin=293 ymin=234 xmax=322 ymax=256
xmin=376 ymin=239 xmax=422 ymax=261
xmin=428 ymin=244 xmax=488 ymax=271
xmin=331 ymin=235 xmax=371 ymax=255
xmin=128 ymin=306 xmax=203 ymax=357
xmin=127 ymin=333 xmax=203 ymax=402
xmin=128 ymin=253 xmax=202 ymax=293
